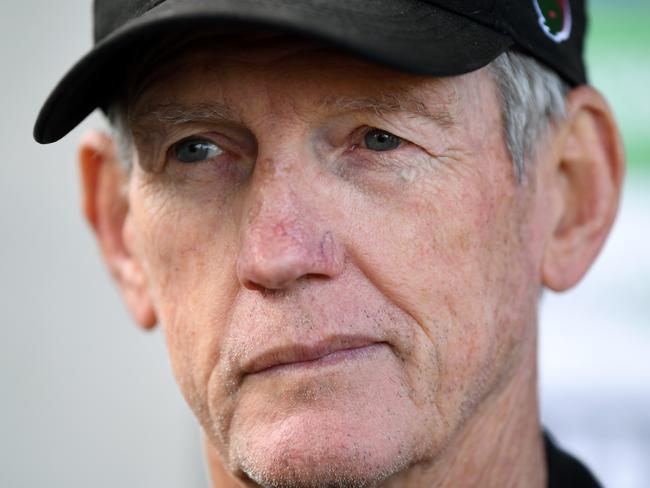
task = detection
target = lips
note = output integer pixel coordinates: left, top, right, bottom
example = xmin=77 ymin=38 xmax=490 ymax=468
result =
xmin=242 ymin=335 xmax=385 ymax=375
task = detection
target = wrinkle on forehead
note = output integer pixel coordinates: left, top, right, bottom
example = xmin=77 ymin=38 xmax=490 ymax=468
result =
xmin=130 ymin=88 xmax=458 ymax=132
xmin=318 ymin=91 xmax=457 ymax=129
xmin=125 ymin=31 xmax=338 ymax=106
xmin=122 ymin=28 xmax=469 ymax=115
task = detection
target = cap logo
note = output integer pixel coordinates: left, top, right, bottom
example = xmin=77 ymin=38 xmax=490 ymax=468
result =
xmin=533 ymin=0 xmax=572 ymax=43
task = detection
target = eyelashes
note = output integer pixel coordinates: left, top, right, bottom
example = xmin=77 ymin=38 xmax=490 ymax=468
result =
xmin=163 ymin=126 xmax=408 ymax=172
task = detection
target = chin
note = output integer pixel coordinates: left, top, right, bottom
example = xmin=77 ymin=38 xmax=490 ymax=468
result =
xmin=243 ymin=467 xmax=389 ymax=488
xmin=229 ymin=407 xmax=422 ymax=488
xmin=217 ymin=346 xmax=437 ymax=487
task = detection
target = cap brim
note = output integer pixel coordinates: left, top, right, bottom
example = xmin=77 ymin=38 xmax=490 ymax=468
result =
xmin=34 ymin=0 xmax=513 ymax=143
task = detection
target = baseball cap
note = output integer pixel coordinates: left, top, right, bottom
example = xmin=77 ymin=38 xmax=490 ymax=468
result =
xmin=33 ymin=0 xmax=587 ymax=144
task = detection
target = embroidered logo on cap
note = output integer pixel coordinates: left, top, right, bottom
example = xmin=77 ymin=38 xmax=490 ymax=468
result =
xmin=533 ymin=0 xmax=572 ymax=43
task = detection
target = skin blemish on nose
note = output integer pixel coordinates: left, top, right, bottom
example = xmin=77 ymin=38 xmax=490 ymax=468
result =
xmin=271 ymin=221 xmax=291 ymax=239
xmin=456 ymin=232 xmax=471 ymax=253
xmin=319 ymin=231 xmax=338 ymax=268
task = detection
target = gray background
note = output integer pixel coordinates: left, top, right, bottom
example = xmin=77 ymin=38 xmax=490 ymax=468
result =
xmin=1 ymin=2 xmax=206 ymax=486
xmin=1 ymin=1 xmax=648 ymax=487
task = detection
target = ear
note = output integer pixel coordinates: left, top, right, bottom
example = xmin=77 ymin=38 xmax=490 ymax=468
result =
xmin=541 ymin=86 xmax=625 ymax=291
xmin=78 ymin=130 xmax=157 ymax=329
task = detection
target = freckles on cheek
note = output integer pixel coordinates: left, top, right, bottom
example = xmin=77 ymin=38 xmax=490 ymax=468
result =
xmin=132 ymin=177 xmax=232 ymax=304
xmin=130 ymin=185 xmax=237 ymax=394
xmin=435 ymin=165 xmax=537 ymax=407
xmin=401 ymin=149 xmax=520 ymax=374
xmin=137 ymin=204 xmax=199 ymax=355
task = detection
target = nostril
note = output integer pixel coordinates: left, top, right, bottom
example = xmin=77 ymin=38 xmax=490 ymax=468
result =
xmin=241 ymin=278 xmax=267 ymax=292
xmin=249 ymin=260 xmax=307 ymax=291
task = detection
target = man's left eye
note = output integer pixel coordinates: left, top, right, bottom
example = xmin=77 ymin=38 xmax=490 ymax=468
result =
xmin=172 ymin=138 xmax=223 ymax=164
xmin=363 ymin=129 xmax=402 ymax=152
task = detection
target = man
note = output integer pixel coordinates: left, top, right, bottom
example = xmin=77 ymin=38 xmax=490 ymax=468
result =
xmin=34 ymin=1 xmax=624 ymax=486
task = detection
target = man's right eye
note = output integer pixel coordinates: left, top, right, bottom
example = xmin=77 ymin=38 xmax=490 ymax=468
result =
xmin=172 ymin=138 xmax=223 ymax=164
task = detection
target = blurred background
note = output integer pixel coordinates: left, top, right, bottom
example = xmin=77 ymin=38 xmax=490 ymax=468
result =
xmin=539 ymin=1 xmax=650 ymax=486
xmin=1 ymin=0 xmax=648 ymax=486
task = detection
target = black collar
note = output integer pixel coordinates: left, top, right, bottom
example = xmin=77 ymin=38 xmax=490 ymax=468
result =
xmin=545 ymin=432 xmax=603 ymax=488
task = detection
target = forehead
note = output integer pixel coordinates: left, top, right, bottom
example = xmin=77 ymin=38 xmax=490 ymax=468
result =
xmin=123 ymin=29 xmax=491 ymax=117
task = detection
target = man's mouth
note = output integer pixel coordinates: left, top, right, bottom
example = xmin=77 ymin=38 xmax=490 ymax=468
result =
xmin=242 ymin=336 xmax=387 ymax=376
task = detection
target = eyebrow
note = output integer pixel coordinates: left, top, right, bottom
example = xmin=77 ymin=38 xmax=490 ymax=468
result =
xmin=130 ymin=102 xmax=237 ymax=131
xmin=317 ymin=92 xmax=456 ymax=128
xmin=129 ymin=91 xmax=456 ymax=132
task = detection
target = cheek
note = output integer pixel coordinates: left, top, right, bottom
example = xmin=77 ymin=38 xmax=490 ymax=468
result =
xmin=129 ymin=180 xmax=240 ymax=418
xmin=348 ymin=148 xmax=538 ymax=420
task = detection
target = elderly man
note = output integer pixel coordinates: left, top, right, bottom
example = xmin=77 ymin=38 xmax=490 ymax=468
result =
xmin=34 ymin=0 xmax=623 ymax=486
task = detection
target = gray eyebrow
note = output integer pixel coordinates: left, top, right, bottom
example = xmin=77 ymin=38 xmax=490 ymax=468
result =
xmin=128 ymin=92 xmax=455 ymax=131
xmin=317 ymin=92 xmax=456 ymax=128
xmin=129 ymin=102 xmax=237 ymax=130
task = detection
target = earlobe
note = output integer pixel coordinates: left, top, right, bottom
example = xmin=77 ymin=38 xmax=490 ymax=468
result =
xmin=78 ymin=130 xmax=157 ymax=329
xmin=541 ymin=86 xmax=625 ymax=292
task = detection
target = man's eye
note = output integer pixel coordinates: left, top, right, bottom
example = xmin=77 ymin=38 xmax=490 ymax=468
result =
xmin=172 ymin=138 xmax=223 ymax=163
xmin=363 ymin=129 xmax=402 ymax=152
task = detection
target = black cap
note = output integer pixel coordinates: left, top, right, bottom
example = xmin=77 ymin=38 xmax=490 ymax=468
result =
xmin=33 ymin=0 xmax=587 ymax=144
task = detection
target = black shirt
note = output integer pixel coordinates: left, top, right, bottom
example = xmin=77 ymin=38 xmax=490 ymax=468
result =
xmin=545 ymin=433 xmax=603 ymax=487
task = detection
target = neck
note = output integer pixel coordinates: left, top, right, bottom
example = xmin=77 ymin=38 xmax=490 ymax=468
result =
xmin=204 ymin=336 xmax=545 ymax=488
xmin=204 ymin=437 xmax=245 ymax=488
xmin=384 ymin=332 xmax=546 ymax=488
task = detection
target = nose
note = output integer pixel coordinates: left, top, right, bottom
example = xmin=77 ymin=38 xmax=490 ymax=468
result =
xmin=236 ymin=173 xmax=345 ymax=292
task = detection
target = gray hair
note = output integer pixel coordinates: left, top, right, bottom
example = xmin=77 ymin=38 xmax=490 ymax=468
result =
xmin=108 ymin=103 xmax=134 ymax=170
xmin=489 ymin=51 xmax=570 ymax=180
xmin=108 ymin=50 xmax=570 ymax=180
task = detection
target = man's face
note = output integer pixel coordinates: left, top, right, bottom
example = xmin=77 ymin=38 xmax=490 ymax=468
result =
xmin=122 ymin=34 xmax=545 ymax=487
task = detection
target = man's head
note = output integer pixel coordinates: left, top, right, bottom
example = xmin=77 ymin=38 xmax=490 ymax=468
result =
xmin=37 ymin=2 xmax=625 ymax=487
